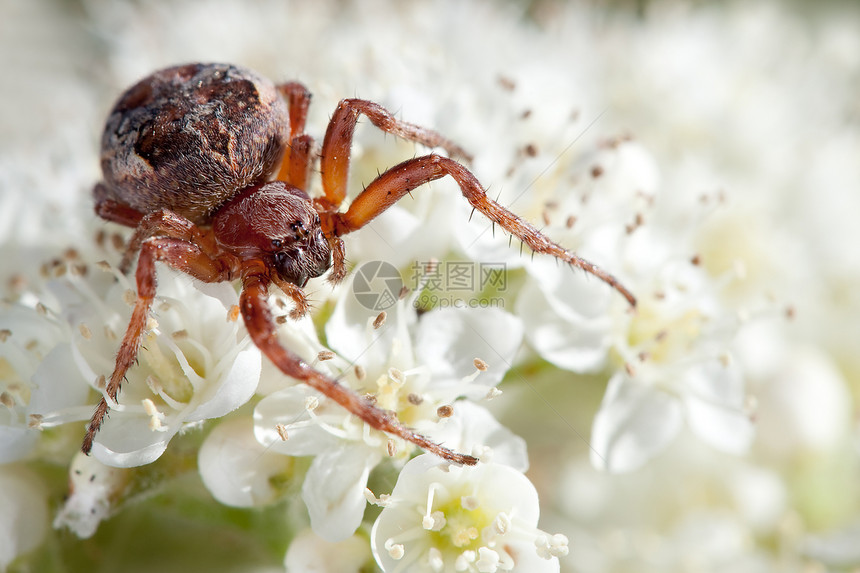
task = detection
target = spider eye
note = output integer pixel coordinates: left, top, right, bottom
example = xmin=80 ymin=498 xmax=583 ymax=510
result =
xmin=271 ymin=239 xmax=282 ymax=249
xmin=290 ymin=221 xmax=308 ymax=240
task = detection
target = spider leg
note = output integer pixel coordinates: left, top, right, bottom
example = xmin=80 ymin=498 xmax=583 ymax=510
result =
xmin=94 ymin=184 xmax=146 ymax=227
xmin=277 ymin=82 xmax=312 ymax=141
xmin=317 ymin=98 xmax=472 ymax=213
xmin=240 ymin=270 xmax=479 ymax=466
xmin=118 ymin=209 xmax=221 ymax=274
xmin=276 ymin=82 xmax=314 ymax=190
xmin=82 ymin=237 xmax=236 ymax=454
xmin=334 ymin=154 xmax=637 ymax=306
xmin=314 ymin=98 xmax=472 ymax=283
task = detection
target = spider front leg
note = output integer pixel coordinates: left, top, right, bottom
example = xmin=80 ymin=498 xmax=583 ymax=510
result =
xmin=82 ymin=237 xmax=236 ymax=454
xmin=315 ymin=97 xmax=472 ymax=282
xmin=333 ymin=154 xmax=637 ymax=306
xmin=240 ymin=270 xmax=479 ymax=466
xmin=317 ymin=98 xmax=473 ymax=212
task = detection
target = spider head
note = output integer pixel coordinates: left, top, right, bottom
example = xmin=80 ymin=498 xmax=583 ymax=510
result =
xmin=213 ymin=181 xmax=332 ymax=287
xmin=270 ymin=225 xmax=331 ymax=287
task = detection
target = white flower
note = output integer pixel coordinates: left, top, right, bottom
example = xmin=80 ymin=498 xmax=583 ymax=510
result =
xmin=0 ymin=300 xmax=90 ymax=463
xmin=51 ymin=265 xmax=262 ymax=467
xmin=511 ymin=137 xmax=661 ymax=375
xmin=371 ymin=454 xmax=566 ymax=573
xmin=599 ymin=263 xmax=753 ymax=472
xmin=437 ymin=69 xmax=752 ymax=475
xmin=520 ymin=238 xmax=754 ymax=472
xmin=253 ymin=286 xmax=526 ymax=541
xmin=284 ymin=529 xmax=372 ymax=573
xmin=0 ymin=465 xmax=48 ymax=571
xmin=198 ymin=416 xmax=295 ymax=508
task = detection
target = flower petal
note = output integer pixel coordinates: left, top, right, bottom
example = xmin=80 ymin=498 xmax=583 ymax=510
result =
xmin=429 ymin=401 xmax=529 ymax=472
xmin=184 ymin=344 xmax=261 ymax=421
xmin=199 ymin=417 xmax=293 ymax=508
xmin=590 ymin=372 xmax=683 ymax=473
xmin=90 ymin=414 xmax=173 ymax=468
xmin=682 ymin=357 xmax=754 ymax=454
xmin=516 ymin=279 xmax=611 ymax=373
xmin=254 ymin=386 xmax=341 ymax=456
xmin=29 ymin=343 xmax=91 ymax=414
xmin=0 ymin=466 xmax=48 ymax=570
xmin=415 ymin=307 xmax=523 ymax=394
xmin=302 ymin=445 xmax=380 ymax=542
xmin=0 ymin=426 xmax=37 ymax=465
xmin=284 ymin=529 xmax=372 ymax=573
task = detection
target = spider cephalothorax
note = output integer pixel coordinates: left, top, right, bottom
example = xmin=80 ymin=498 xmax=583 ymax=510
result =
xmin=212 ymin=182 xmax=331 ymax=287
xmin=84 ymin=62 xmax=636 ymax=465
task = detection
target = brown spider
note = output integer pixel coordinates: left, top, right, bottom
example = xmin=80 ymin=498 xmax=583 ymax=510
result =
xmin=84 ymin=63 xmax=636 ymax=466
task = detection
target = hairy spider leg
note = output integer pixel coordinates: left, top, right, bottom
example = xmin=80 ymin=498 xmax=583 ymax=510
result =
xmin=240 ymin=269 xmax=479 ymax=466
xmin=94 ymin=183 xmax=146 ymax=227
xmin=315 ymin=98 xmax=473 ymax=283
xmin=311 ymin=98 xmax=634 ymax=305
xmin=276 ymin=82 xmax=314 ymax=191
xmin=82 ymin=235 xmax=235 ymax=454
xmin=335 ymin=154 xmax=637 ymax=306
xmin=319 ymin=131 xmax=637 ymax=307
xmin=278 ymin=81 xmax=312 ymax=141
xmin=117 ymin=209 xmax=223 ymax=274
xmin=317 ymin=98 xmax=472 ymax=211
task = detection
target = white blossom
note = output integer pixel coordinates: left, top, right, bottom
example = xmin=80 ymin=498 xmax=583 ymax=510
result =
xmin=50 ymin=265 xmax=262 ymax=467
xmin=0 ymin=465 xmax=48 ymax=571
xmin=557 ymin=438 xmax=790 ymax=572
xmin=0 ymin=301 xmax=90 ymax=463
xmin=371 ymin=454 xmax=565 ymax=573
xmin=284 ymin=529 xmax=372 ymax=573
xmin=198 ymin=416 xmax=295 ymax=508
xmin=253 ymin=287 xmax=527 ymax=541
xmin=520 ymin=241 xmax=754 ymax=472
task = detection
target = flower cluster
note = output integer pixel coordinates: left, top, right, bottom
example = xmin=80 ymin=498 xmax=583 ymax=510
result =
xmin=2 ymin=0 xmax=859 ymax=572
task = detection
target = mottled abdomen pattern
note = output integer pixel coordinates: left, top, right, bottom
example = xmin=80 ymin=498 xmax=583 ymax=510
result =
xmin=98 ymin=63 xmax=290 ymax=225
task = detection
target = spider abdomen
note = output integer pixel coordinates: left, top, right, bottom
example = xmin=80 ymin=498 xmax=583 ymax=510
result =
xmin=98 ymin=63 xmax=290 ymax=225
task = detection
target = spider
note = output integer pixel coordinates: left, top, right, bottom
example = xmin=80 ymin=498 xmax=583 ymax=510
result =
xmin=84 ymin=63 xmax=636 ymax=466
